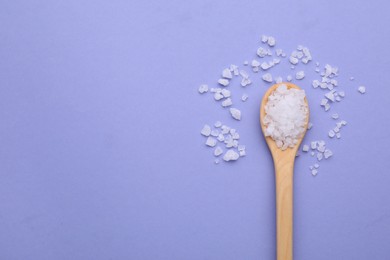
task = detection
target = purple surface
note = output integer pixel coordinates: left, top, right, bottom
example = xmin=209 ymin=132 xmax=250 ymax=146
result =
xmin=1 ymin=0 xmax=390 ymax=259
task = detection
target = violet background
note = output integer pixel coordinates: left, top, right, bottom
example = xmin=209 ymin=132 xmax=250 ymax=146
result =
xmin=1 ymin=0 xmax=390 ymax=259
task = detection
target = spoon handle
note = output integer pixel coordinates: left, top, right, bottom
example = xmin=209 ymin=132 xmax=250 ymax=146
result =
xmin=275 ymin=160 xmax=294 ymax=260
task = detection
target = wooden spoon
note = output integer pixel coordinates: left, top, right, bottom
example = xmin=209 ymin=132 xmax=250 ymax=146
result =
xmin=260 ymin=82 xmax=309 ymax=260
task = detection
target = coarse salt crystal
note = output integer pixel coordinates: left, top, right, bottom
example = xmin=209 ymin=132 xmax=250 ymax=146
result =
xmin=332 ymin=113 xmax=339 ymax=119
xmin=287 ymin=75 xmax=292 ymax=82
xmin=221 ymin=89 xmax=231 ymax=98
xmin=223 ymin=149 xmax=240 ymax=161
xmin=218 ymin=78 xmax=229 ymax=87
xmin=206 ymin=137 xmax=217 ymax=147
xmin=241 ymin=94 xmax=248 ymax=102
xmin=214 ymin=146 xmax=223 ymax=156
xmin=222 ymin=98 xmax=233 ymax=107
xmin=358 ymin=86 xmax=366 ymax=94
xmin=307 ymin=122 xmax=313 ymax=130
xmin=267 ymin=36 xmax=276 ymax=47
xmin=311 ymin=169 xmax=318 ymax=176
xmin=211 ymin=129 xmax=219 ymax=137
xmin=201 ymin=125 xmax=211 ymax=136
xmin=311 ymin=141 xmax=317 ymax=149
xmin=317 ymin=153 xmax=323 ymax=161
xmin=295 ymin=71 xmax=305 ymax=80
xmin=230 ymin=108 xmax=241 ymax=120
xmin=262 ymin=73 xmax=273 ymax=83
xmin=214 ymin=92 xmax=224 ymax=101
xmin=328 ymin=130 xmax=335 ymax=138
xmin=222 ymin=68 xmax=233 ymax=79
xmin=214 ymin=121 xmax=222 ymax=128
xmin=324 ymin=149 xmax=333 ymax=159
xmin=302 ymin=145 xmax=309 ymax=152
xmin=198 ymin=84 xmax=208 ymax=94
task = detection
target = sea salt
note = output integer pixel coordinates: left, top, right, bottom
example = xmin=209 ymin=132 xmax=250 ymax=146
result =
xmin=218 ymin=78 xmax=229 ymax=87
xmin=358 ymin=86 xmax=366 ymax=94
xmin=230 ymin=108 xmax=241 ymax=120
xmin=222 ymin=68 xmax=233 ymax=79
xmin=296 ymin=71 xmax=305 ymax=80
xmin=332 ymin=113 xmax=339 ymax=119
xmin=206 ymin=137 xmax=217 ymax=147
xmin=263 ymin=85 xmax=308 ymax=150
xmin=223 ymin=149 xmax=240 ymax=161
xmin=262 ymin=73 xmax=273 ymax=83
xmin=222 ymin=98 xmax=233 ymax=107
xmin=241 ymin=94 xmax=248 ymax=102
xmin=221 ymin=89 xmax=231 ymax=98
xmin=214 ymin=146 xmax=223 ymax=156
xmin=214 ymin=121 xmax=222 ymax=128
xmin=198 ymin=84 xmax=208 ymax=94
xmin=201 ymin=125 xmax=211 ymax=136
xmin=302 ymin=145 xmax=309 ymax=152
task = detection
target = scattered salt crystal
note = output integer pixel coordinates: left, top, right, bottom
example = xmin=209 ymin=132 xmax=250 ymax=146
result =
xmin=240 ymin=70 xmax=249 ymax=78
xmin=315 ymin=68 xmax=320 ymax=73
xmin=262 ymin=73 xmax=273 ymax=83
xmin=267 ymin=36 xmax=276 ymax=47
xmin=230 ymin=65 xmax=239 ymax=76
xmin=257 ymin=47 xmax=268 ymax=57
xmin=358 ymin=86 xmax=366 ymax=94
xmin=335 ymin=96 xmax=341 ymax=102
xmin=241 ymin=78 xmax=251 ymax=87
xmin=275 ymin=76 xmax=283 ymax=83
xmin=332 ymin=113 xmax=339 ymax=119
xmin=311 ymin=169 xmax=318 ymax=176
xmin=341 ymin=120 xmax=347 ymax=126
xmin=338 ymin=91 xmax=345 ymax=97
xmin=317 ymin=153 xmax=323 ymax=161
xmin=311 ymin=141 xmax=317 ymax=149
xmin=315 ymin=62 xmax=320 ymax=66
xmin=312 ymin=80 xmax=320 ymax=88
xmin=324 ymin=149 xmax=333 ymax=159
xmin=214 ymin=92 xmax=224 ymax=101
xmin=241 ymin=94 xmax=248 ymax=102
xmin=214 ymin=159 xmax=219 ymax=164
xmin=324 ymin=103 xmax=330 ymax=111
xmin=320 ymin=99 xmax=328 ymax=106
xmin=289 ymin=56 xmax=299 ymax=65
xmin=214 ymin=121 xmax=222 ymax=128
xmin=333 ymin=127 xmax=340 ymax=133
xmin=307 ymin=122 xmax=313 ymax=130
xmin=218 ymin=78 xmax=229 ymax=87
xmin=232 ymin=132 xmax=240 ymax=140
xmin=260 ymin=62 xmax=272 ymax=70
xmin=336 ymin=133 xmax=341 ymax=139
xmin=295 ymin=71 xmax=305 ymax=80
xmin=206 ymin=137 xmax=217 ymax=147
xmin=198 ymin=84 xmax=208 ymax=94
xmin=214 ymin=146 xmax=223 ymax=156
xmin=211 ymin=129 xmax=219 ymax=137
xmin=287 ymin=75 xmax=292 ymax=82
xmin=276 ymin=49 xmax=283 ymax=56
xmin=222 ymin=98 xmax=233 ymax=107
xmin=328 ymin=130 xmax=335 ymax=138
xmin=221 ymin=125 xmax=230 ymax=134
xmin=325 ymin=91 xmax=336 ymax=102
xmin=252 ymin=59 xmax=261 ymax=67
xmin=221 ymin=89 xmax=231 ymax=98
xmin=243 ymin=61 xmax=249 ymax=66
xmin=222 ymin=68 xmax=233 ymax=79
xmin=223 ymin=149 xmax=240 ymax=161
xmin=314 ymin=163 xmax=319 ymax=169
xmin=261 ymin=35 xmax=268 ymax=43
xmin=201 ymin=125 xmax=211 ymax=136
xmin=217 ymin=134 xmax=224 ymax=142
xmin=230 ymin=108 xmax=241 ymax=120
xmin=311 ymin=151 xmax=315 ymax=156
xmin=238 ymin=145 xmax=246 ymax=151
xmin=239 ymin=150 xmax=246 ymax=157
xmin=302 ymin=145 xmax=309 ymax=152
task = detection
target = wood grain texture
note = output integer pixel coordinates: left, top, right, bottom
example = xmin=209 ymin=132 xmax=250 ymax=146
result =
xmin=260 ymin=83 xmax=309 ymax=260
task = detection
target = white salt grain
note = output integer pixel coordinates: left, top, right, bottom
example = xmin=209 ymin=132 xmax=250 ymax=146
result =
xmin=314 ymin=163 xmax=319 ymax=169
xmin=214 ymin=146 xmax=223 ymax=156
xmin=241 ymin=94 xmax=248 ymax=102
xmin=257 ymin=47 xmax=268 ymax=57
xmin=261 ymin=35 xmax=268 ymax=43
xmin=358 ymin=86 xmax=366 ymax=94
xmin=214 ymin=159 xmax=220 ymax=164
xmin=302 ymin=145 xmax=309 ymax=152
xmin=230 ymin=108 xmax=241 ymax=120
xmin=206 ymin=137 xmax=217 ymax=147
xmin=222 ymin=98 xmax=233 ymax=107
xmin=262 ymin=73 xmax=273 ymax=83
xmin=336 ymin=133 xmax=341 ymax=139
xmin=214 ymin=92 xmax=224 ymax=101
xmin=244 ymin=61 xmax=249 ymax=66
xmin=332 ymin=113 xmax=339 ymax=119
xmin=198 ymin=84 xmax=208 ymax=94
xmin=311 ymin=141 xmax=317 ymax=149
xmin=201 ymin=125 xmax=211 ymax=136
xmin=222 ymin=68 xmax=233 ymax=79
xmin=211 ymin=130 xmax=219 ymax=137
xmin=287 ymin=75 xmax=292 ymax=82
xmin=307 ymin=122 xmax=313 ymax=130
xmin=267 ymin=36 xmax=276 ymax=47
xmin=214 ymin=121 xmax=222 ymax=128
xmin=223 ymin=149 xmax=240 ymax=161
xmin=221 ymin=89 xmax=231 ymax=98
xmin=328 ymin=130 xmax=335 ymax=138
xmin=239 ymin=150 xmax=246 ymax=157
xmin=218 ymin=78 xmax=229 ymax=87
xmin=295 ymin=71 xmax=305 ymax=80
xmin=311 ymin=169 xmax=318 ymax=176
xmin=217 ymin=134 xmax=224 ymax=142
xmin=324 ymin=149 xmax=333 ymax=159
xmin=317 ymin=153 xmax=323 ymax=161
